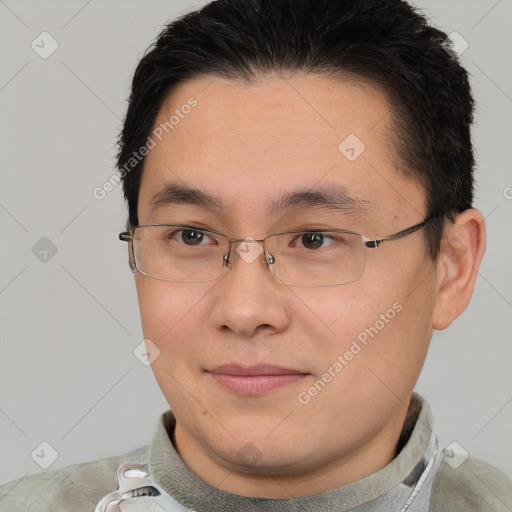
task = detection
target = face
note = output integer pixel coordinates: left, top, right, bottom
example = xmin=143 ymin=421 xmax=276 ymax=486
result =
xmin=134 ymin=74 xmax=438 ymax=495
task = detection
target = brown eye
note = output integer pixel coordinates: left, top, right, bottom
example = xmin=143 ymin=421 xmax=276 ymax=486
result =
xmin=291 ymin=232 xmax=337 ymax=250
xmin=300 ymin=232 xmax=325 ymax=250
xmin=180 ymin=229 xmax=206 ymax=245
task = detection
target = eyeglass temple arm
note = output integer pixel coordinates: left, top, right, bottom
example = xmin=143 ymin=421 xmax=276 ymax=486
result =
xmin=364 ymin=217 xmax=441 ymax=248
xmin=119 ymin=232 xmax=132 ymax=242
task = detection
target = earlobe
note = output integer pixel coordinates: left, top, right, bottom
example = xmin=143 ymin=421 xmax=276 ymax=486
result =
xmin=431 ymin=209 xmax=486 ymax=330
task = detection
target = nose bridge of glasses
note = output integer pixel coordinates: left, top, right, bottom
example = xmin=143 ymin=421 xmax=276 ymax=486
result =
xmin=229 ymin=237 xmax=265 ymax=244
xmin=225 ymin=236 xmax=272 ymax=267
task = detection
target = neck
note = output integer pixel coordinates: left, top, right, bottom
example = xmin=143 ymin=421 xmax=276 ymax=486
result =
xmin=171 ymin=397 xmax=418 ymax=498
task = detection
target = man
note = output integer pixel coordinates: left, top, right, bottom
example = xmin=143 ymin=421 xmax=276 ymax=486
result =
xmin=1 ymin=0 xmax=510 ymax=510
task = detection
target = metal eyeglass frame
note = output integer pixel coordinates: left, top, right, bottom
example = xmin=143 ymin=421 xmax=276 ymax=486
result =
xmin=118 ymin=216 xmax=441 ymax=287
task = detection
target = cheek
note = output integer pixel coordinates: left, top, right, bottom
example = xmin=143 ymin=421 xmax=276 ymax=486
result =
xmin=134 ymin=276 xmax=210 ymax=344
xmin=300 ymin=272 xmax=432 ymax=386
xmin=135 ymin=277 xmax=173 ymax=338
xmin=134 ymin=277 xmax=211 ymax=405
xmin=293 ymin=285 xmax=397 ymax=350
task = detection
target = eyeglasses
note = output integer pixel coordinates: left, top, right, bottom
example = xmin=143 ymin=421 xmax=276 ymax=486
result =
xmin=119 ymin=217 xmax=440 ymax=287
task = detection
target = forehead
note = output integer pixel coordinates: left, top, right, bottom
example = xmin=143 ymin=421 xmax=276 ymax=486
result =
xmin=138 ymin=74 xmax=425 ymax=227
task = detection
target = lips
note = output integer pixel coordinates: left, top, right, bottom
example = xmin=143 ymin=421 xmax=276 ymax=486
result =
xmin=207 ymin=364 xmax=309 ymax=395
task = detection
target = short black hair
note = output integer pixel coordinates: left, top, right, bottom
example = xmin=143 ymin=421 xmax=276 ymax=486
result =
xmin=118 ymin=0 xmax=475 ymax=259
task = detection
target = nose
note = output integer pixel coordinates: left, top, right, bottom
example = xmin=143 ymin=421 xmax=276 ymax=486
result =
xmin=210 ymin=238 xmax=290 ymax=337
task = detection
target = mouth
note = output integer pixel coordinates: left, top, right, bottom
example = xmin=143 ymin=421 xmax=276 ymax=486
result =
xmin=206 ymin=364 xmax=310 ymax=396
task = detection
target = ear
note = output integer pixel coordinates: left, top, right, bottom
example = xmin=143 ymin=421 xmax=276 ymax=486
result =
xmin=128 ymin=244 xmax=136 ymax=272
xmin=126 ymin=237 xmax=136 ymax=272
xmin=431 ymin=209 xmax=486 ymax=330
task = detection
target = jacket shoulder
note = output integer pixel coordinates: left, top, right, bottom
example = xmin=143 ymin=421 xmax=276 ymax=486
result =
xmin=0 ymin=445 xmax=149 ymax=512
xmin=430 ymin=455 xmax=512 ymax=511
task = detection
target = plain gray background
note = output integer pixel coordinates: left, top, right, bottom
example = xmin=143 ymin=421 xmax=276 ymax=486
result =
xmin=0 ymin=0 xmax=511 ymax=486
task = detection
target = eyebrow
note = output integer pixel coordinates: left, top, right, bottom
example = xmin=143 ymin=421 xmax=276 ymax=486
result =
xmin=269 ymin=185 xmax=370 ymax=215
xmin=149 ymin=182 xmax=371 ymax=215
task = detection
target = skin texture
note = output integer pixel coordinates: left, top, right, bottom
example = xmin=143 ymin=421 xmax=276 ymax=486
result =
xmin=132 ymin=74 xmax=486 ymax=498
